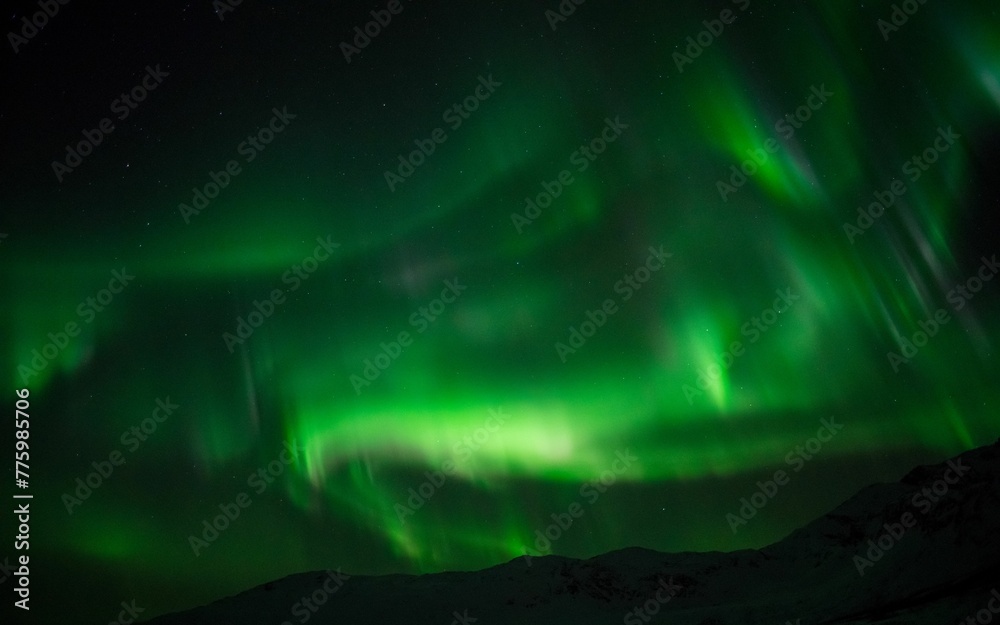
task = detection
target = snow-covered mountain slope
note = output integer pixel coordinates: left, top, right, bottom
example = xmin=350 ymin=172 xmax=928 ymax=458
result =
xmin=143 ymin=439 xmax=1000 ymax=625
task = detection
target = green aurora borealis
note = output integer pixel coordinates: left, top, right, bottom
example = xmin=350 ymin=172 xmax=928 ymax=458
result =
xmin=2 ymin=0 xmax=1000 ymax=621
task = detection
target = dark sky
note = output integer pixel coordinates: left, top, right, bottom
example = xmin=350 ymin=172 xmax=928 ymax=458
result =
xmin=2 ymin=1 xmax=999 ymax=622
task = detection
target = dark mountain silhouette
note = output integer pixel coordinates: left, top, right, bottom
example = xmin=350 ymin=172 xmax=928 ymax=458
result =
xmin=144 ymin=439 xmax=1000 ymax=624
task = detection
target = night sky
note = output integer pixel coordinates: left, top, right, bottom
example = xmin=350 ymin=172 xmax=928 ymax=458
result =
xmin=2 ymin=1 xmax=999 ymax=622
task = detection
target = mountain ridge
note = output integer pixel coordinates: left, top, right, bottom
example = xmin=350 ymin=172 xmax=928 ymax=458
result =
xmin=143 ymin=439 xmax=1000 ymax=624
